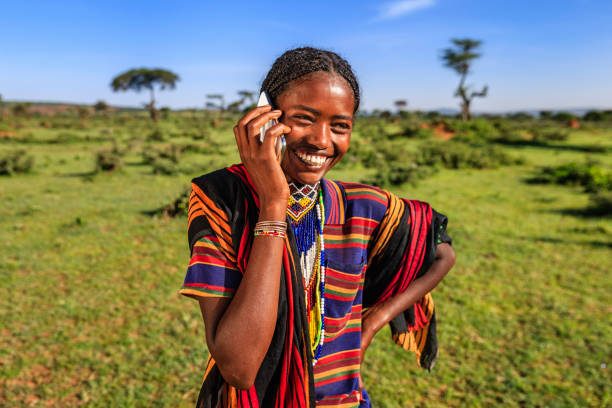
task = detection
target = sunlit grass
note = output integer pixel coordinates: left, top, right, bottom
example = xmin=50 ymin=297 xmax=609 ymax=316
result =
xmin=1 ymin=116 xmax=610 ymax=407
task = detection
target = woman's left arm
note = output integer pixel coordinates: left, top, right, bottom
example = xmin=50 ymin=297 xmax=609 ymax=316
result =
xmin=360 ymin=242 xmax=455 ymax=361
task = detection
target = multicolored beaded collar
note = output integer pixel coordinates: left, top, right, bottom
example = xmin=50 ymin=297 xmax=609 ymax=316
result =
xmin=287 ymin=181 xmax=326 ymax=365
xmin=287 ymin=182 xmax=320 ymax=222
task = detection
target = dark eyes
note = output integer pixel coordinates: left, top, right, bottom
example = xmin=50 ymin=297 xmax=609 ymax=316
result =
xmin=293 ymin=114 xmax=313 ymax=122
xmin=291 ymin=115 xmax=351 ymax=131
xmin=333 ymin=122 xmax=351 ymax=130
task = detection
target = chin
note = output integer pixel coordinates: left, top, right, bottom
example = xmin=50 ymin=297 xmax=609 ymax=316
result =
xmin=289 ymin=171 xmax=326 ymax=185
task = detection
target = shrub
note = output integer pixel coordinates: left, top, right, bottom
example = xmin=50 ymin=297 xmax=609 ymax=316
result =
xmin=154 ymin=189 xmax=190 ymax=217
xmin=396 ymin=120 xmax=433 ymax=139
xmin=0 ymin=150 xmax=34 ymax=175
xmin=95 ymin=149 xmax=123 ymax=172
xmin=142 ymin=144 xmax=182 ymax=164
xmin=506 ymin=112 xmax=534 ymax=121
xmin=152 ymin=158 xmax=179 ymax=175
xmin=530 ymin=161 xmax=612 ymax=193
xmin=586 ymin=192 xmax=612 ymax=216
xmin=364 ymin=160 xmax=435 ymax=187
xmin=185 ymin=127 xmax=212 ymax=141
xmin=552 ymin=112 xmax=576 ymax=123
xmin=180 ymin=143 xmax=211 ymax=155
xmin=418 ymin=141 xmax=522 ymax=169
xmin=531 ymin=128 xmax=569 ymax=142
xmin=450 ymin=118 xmax=500 ymax=141
xmin=160 ymin=107 xmax=171 ymax=120
xmin=147 ymin=128 xmax=165 ymax=141
xmin=495 ymin=129 xmax=526 ymax=144
xmin=583 ymin=110 xmax=612 ymax=122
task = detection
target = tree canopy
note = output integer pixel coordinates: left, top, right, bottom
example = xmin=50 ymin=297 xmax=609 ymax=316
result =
xmin=110 ymin=68 xmax=179 ymax=121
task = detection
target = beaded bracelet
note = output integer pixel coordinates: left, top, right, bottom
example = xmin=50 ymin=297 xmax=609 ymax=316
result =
xmin=255 ymin=221 xmax=287 ymax=229
xmin=253 ymin=230 xmax=286 ymax=239
xmin=254 ymin=220 xmax=287 ymax=239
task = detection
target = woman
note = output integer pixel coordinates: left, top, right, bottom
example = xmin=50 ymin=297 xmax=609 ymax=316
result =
xmin=180 ymin=47 xmax=455 ymax=408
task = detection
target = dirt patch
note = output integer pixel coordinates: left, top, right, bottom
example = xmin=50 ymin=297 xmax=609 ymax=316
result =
xmin=421 ymin=122 xmax=455 ymax=140
xmin=569 ymin=118 xmax=580 ymax=129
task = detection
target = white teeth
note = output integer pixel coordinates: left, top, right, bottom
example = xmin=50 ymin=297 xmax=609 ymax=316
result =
xmin=295 ymin=151 xmax=326 ymax=167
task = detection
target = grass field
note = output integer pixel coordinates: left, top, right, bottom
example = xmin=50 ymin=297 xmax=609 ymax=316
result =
xmin=1 ymin=113 xmax=610 ymax=407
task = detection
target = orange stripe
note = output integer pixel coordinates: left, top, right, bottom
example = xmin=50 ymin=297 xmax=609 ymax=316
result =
xmin=203 ymin=354 xmax=215 ymax=383
xmin=191 ymin=184 xmax=229 ymax=223
xmin=329 ymin=180 xmax=344 ymax=224
xmin=189 ymin=184 xmax=236 ymax=262
xmin=367 ymin=192 xmax=404 ymax=266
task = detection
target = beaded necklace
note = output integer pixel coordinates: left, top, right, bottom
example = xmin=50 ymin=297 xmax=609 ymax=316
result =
xmin=287 ymin=182 xmax=326 ymax=365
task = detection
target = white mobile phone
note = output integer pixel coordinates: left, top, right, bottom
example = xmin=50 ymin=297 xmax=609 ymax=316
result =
xmin=257 ymin=91 xmax=286 ymax=160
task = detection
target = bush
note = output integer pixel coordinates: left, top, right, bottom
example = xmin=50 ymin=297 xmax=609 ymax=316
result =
xmin=530 ymin=161 xmax=612 ymax=193
xmin=418 ymin=141 xmax=522 ymax=169
xmin=552 ymin=112 xmax=576 ymax=123
xmin=152 ymin=158 xmax=179 ymax=175
xmin=95 ymin=149 xmax=123 ymax=172
xmin=180 ymin=143 xmax=211 ymax=155
xmin=0 ymin=150 xmax=34 ymax=175
xmin=531 ymin=128 xmax=569 ymax=142
xmin=364 ymin=160 xmax=435 ymax=187
xmin=506 ymin=112 xmax=534 ymax=121
xmin=494 ymin=129 xmax=526 ymax=144
xmin=396 ymin=120 xmax=433 ymax=139
xmin=449 ymin=118 xmax=500 ymax=141
xmin=147 ymin=128 xmax=165 ymax=141
xmin=586 ymin=192 xmax=612 ymax=216
xmin=583 ymin=110 xmax=612 ymax=122
xmin=188 ymin=127 xmax=212 ymax=141
xmin=142 ymin=144 xmax=182 ymax=164
xmin=153 ymin=189 xmax=190 ymax=217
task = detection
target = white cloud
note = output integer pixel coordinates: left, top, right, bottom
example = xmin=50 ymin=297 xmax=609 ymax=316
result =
xmin=375 ymin=0 xmax=435 ymax=21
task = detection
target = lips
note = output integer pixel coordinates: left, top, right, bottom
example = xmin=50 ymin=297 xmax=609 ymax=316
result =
xmin=294 ymin=150 xmax=328 ymax=168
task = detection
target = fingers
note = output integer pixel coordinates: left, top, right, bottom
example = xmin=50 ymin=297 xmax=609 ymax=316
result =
xmin=246 ymin=110 xmax=283 ymax=142
xmin=234 ymin=106 xmax=290 ymax=165
xmin=236 ymin=106 xmax=271 ymax=150
xmin=261 ymin=122 xmax=291 ymax=151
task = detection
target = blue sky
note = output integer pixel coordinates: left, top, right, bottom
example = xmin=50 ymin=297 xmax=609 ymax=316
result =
xmin=1 ymin=0 xmax=611 ymax=112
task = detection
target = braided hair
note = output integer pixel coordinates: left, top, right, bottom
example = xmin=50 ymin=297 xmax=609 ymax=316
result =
xmin=261 ymin=47 xmax=360 ymax=113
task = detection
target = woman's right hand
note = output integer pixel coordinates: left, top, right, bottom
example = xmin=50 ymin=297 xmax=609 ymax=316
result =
xmin=233 ymin=105 xmax=292 ymax=212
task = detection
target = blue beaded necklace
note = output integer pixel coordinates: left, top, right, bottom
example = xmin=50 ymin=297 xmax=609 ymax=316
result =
xmin=287 ymin=182 xmax=326 ymax=365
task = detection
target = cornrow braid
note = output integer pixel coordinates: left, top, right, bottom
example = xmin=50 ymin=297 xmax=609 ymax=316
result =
xmin=261 ymin=47 xmax=360 ymax=113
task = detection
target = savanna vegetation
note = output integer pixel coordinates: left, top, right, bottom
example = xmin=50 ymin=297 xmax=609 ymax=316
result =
xmin=1 ymin=103 xmax=610 ymax=407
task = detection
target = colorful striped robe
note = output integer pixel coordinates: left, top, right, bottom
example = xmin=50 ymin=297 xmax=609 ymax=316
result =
xmin=180 ymin=164 xmax=451 ymax=408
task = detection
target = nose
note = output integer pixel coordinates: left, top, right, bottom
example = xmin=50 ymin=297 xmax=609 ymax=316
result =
xmin=307 ymin=121 xmax=332 ymax=150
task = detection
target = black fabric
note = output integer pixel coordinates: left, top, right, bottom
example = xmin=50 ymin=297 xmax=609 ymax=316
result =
xmin=190 ymin=168 xmax=315 ymax=408
xmin=363 ymin=204 xmax=450 ymax=371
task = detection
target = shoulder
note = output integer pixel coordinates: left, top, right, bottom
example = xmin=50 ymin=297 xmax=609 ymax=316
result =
xmin=337 ymin=181 xmax=388 ymax=205
xmin=333 ymin=181 xmax=390 ymax=223
xmin=191 ymin=164 xmax=251 ymax=207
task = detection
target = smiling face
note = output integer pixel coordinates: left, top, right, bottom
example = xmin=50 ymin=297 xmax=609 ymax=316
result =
xmin=275 ymin=71 xmax=355 ymax=185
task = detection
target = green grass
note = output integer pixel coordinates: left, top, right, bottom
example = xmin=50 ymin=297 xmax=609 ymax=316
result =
xmin=1 ymin=115 xmax=610 ymax=407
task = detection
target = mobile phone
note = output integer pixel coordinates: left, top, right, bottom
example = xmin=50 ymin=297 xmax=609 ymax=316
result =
xmin=257 ymin=91 xmax=286 ymax=161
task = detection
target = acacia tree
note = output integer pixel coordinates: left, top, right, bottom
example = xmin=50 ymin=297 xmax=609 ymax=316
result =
xmin=206 ymin=94 xmax=225 ymax=111
xmin=94 ymin=100 xmax=110 ymax=119
xmin=441 ymin=38 xmax=488 ymax=121
xmin=226 ymin=90 xmax=258 ymax=113
xmin=110 ymin=68 xmax=179 ymax=122
xmin=394 ymin=99 xmax=408 ymax=116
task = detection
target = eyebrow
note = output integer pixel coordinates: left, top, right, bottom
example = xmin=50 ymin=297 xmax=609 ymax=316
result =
xmin=294 ymin=105 xmax=353 ymax=121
